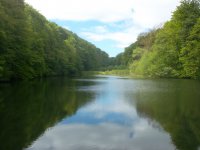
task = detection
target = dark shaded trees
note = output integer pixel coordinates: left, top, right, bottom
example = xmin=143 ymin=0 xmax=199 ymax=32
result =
xmin=0 ymin=0 xmax=110 ymax=81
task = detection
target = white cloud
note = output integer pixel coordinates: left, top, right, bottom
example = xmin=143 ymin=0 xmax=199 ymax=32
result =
xmin=93 ymin=26 xmax=108 ymax=33
xmin=132 ymin=0 xmax=180 ymax=28
xmin=25 ymin=0 xmax=181 ymax=55
xmin=80 ymin=21 xmax=143 ymax=49
xmin=25 ymin=0 xmax=134 ymax=22
xmin=25 ymin=0 xmax=180 ymax=25
xmin=81 ymin=30 xmax=138 ymax=48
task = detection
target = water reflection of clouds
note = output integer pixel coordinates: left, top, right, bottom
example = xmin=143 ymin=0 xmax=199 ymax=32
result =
xmin=26 ymin=77 xmax=176 ymax=150
xmin=74 ymin=77 xmax=139 ymax=125
xmin=59 ymin=93 xmax=138 ymax=126
xmin=81 ymin=97 xmax=137 ymax=117
xmin=27 ymin=95 xmax=175 ymax=150
xmin=27 ymin=120 xmax=175 ymax=150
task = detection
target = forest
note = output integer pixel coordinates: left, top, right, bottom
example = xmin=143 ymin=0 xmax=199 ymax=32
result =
xmin=0 ymin=0 xmax=200 ymax=81
xmin=0 ymin=0 xmax=109 ymax=81
xmin=110 ymin=0 xmax=200 ymax=79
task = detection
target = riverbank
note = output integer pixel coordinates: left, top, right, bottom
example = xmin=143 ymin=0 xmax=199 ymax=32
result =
xmin=98 ymin=69 xmax=147 ymax=79
xmin=98 ymin=69 xmax=197 ymax=80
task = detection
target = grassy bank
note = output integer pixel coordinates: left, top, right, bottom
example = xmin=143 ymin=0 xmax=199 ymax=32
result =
xmin=99 ymin=69 xmax=129 ymax=76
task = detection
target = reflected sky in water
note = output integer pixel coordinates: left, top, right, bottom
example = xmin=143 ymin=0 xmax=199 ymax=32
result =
xmin=27 ymin=76 xmax=175 ymax=150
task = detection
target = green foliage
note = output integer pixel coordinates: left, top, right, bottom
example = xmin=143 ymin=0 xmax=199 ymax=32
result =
xmin=105 ymin=53 xmax=126 ymax=70
xmin=115 ymin=0 xmax=200 ymax=79
xmin=123 ymin=44 xmax=137 ymax=65
xmin=99 ymin=69 xmax=130 ymax=76
xmin=2 ymin=0 xmax=200 ymax=80
xmin=136 ymin=29 xmax=160 ymax=50
xmin=131 ymin=47 xmax=146 ymax=61
xmin=147 ymin=21 xmax=182 ymax=78
xmin=180 ymin=18 xmax=200 ymax=79
xmin=0 ymin=1 xmax=110 ymax=81
xmin=74 ymin=37 xmax=109 ymax=71
xmin=130 ymin=50 xmax=156 ymax=76
xmin=172 ymin=0 xmax=200 ymax=44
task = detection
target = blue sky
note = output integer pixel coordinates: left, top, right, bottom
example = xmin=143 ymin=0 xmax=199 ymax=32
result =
xmin=50 ymin=19 xmax=139 ymax=56
xmin=25 ymin=0 xmax=180 ymax=57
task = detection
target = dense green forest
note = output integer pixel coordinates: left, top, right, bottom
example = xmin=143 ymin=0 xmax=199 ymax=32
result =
xmin=1 ymin=0 xmax=200 ymax=81
xmin=0 ymin=0 xmax=109 ymax=81
xmin=111 ymin=0 xmax=200 ymax=79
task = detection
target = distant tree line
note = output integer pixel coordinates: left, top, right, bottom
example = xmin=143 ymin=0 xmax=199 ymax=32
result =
xmin=1 ymin=0 xmax=200 ymax=80
xmin=112 ymin=0 xmax=200 ymax=79
xmin=0 ymin=0 xmax=109 ymax=81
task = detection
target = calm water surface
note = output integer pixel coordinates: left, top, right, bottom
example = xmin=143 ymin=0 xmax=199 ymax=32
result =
xmin=0 ymin=76 xmax=200 ymax=150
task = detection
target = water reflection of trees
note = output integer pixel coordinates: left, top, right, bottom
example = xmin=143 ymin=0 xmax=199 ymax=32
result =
xmin=135 ymin=80 xmax=200 ymax=150
xmin=0 ymin=78 xmax=94 ymax=150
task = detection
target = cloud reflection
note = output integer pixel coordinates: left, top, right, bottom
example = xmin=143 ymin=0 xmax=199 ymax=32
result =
xmin=26 ymin=77 xmax=176 ymax=150
xmin=27 ymin=94 xmax=174 ymax=149
xmin=27 ymin=120 xmax=175 ymax=150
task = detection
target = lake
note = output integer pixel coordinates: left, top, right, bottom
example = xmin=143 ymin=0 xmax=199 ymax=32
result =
xmin=0 ymin=75 xmax=200 ymax=150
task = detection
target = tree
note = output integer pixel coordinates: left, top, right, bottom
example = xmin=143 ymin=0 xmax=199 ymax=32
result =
xmin=180 ymin=18 xmax=200 ymax=79
xmin=0 ymin=1 xmax=110 ymax=80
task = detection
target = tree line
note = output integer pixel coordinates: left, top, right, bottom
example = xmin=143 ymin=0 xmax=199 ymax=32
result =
xmin=112 ymin=0 xmax=200 ymax=79
xmin=1 ymin=0 xmax=200 ymax=81
xmin=0 ymin=0 xmax=109 ymax=81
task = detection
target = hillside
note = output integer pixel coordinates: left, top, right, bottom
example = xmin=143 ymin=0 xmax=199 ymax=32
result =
xmin=111 ymin=0 xmax=200 ymax=79
xmin=0 ymin=0 xmax=109 ymax=81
